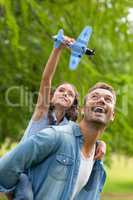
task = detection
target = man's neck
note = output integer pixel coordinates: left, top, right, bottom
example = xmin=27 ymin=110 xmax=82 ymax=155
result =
xmin=79 ymin=119 xmax=105 ymax=157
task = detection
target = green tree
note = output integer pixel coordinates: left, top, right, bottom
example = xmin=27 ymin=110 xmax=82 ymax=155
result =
xmin=0 ymin=0 xmax=133 ymax=159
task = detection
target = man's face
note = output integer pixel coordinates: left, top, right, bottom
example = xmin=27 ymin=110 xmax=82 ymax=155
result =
xmin=83 ymin=88 xmax=115 ymax=126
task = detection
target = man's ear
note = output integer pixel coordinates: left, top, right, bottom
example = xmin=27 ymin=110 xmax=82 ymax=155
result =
xmin=111 ymin=111 xmax=115 ymax=121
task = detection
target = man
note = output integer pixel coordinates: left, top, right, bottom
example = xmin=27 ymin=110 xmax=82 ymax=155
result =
xmin=0 ymin=82 xmax=116 ymax=200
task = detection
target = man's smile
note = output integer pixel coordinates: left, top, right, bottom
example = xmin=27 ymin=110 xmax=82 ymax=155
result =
xmin=91 ymin=106 xmax=106 ymax=114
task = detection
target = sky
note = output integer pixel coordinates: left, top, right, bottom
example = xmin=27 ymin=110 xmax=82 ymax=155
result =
xmin=128 ymin=8 xmax=133 ymax=22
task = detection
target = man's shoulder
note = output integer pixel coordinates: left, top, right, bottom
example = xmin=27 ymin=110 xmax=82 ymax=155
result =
xmin=38 ymin=121 xmax=80 ymax=140
xmin=50 ymin=121 xmax=79 ymax=135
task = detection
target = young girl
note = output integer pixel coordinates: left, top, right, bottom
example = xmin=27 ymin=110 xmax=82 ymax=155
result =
xmin=6 ymin=36 xmax=106 ymax=200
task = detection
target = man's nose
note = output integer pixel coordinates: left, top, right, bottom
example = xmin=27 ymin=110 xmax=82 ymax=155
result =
xmin=97 ymin=97 xmax=105 ymax=104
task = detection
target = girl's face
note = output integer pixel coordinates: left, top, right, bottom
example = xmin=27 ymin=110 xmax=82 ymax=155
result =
xmin=51 ymin=84 xmax=76 ymax=109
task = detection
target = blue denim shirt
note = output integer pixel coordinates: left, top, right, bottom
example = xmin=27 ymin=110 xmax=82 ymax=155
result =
xmin=22 ymin=113 xmax=68 ymax=141
xmin=0 ymin=121 xmax=106 ymax=200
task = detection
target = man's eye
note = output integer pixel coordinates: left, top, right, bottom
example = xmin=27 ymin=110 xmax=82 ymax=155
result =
xmin=105 ymin=98 xmax=112 ymax=103
xmin=92 ymin=95 xmax=98 ymax=99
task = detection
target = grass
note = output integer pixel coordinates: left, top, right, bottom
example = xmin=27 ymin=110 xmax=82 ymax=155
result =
xmin=0 ymin=194 xmax=6 ymax=200
xmin=102 ymin=193 xmax=133 ymax=200
xmin=103 ymin=154 xmax=133 ymax=193
xmin=102 ymin=154 xmax=133 ymax=200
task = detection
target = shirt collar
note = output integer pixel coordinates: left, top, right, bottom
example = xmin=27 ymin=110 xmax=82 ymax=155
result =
xmin=69 ymin=121 xmax=83 ymax=137
xmin=52 ymin=112 xmax=68 ymax=126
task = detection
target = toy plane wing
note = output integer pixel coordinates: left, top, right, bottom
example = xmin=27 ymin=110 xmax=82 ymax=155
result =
xmin=53 ymin=29 xmax=64 ymax=48
xmin=69 ymin=53 xmax=81 ymax=70
xmin=77 ymin=26 xmax=92 ymax=46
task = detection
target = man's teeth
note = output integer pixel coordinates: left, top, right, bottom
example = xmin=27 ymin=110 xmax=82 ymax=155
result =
xmin=93 ymin=107 xmax=105 ymax=113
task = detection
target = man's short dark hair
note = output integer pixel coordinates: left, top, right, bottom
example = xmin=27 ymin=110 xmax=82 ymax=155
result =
xmin=84 ymin=82 xmax=116 ymax=105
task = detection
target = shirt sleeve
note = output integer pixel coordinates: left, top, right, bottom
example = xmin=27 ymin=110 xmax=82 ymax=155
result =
xmin=21 ymin=114 xmax=48 ymax=141
xmin=0 ymin=127 xmax=61 ymax=190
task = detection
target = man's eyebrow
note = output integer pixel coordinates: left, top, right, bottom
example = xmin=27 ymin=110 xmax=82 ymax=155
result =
xmin=90 ymin=92 xmax=113 ymax=99
xmin=90 ymin=92 xmax=99 ymax=95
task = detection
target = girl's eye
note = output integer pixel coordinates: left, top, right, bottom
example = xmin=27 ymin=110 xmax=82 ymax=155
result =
xmin=59 ymin=88 xmax=65 ymax=92
xmin=68 ymin=92 xmax=74 ymax=97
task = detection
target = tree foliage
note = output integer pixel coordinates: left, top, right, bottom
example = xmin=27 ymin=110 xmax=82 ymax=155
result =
xmin=0 ymin=0 xmax=133 ymax=159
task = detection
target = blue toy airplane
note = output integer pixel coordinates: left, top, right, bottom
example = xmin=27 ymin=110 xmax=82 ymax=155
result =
xmin=53 ymin=26 xmax=94 ymax=70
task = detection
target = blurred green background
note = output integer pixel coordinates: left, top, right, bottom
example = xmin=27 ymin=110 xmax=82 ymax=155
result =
xmin=0 ymin=0 xmax=133 ymax=199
